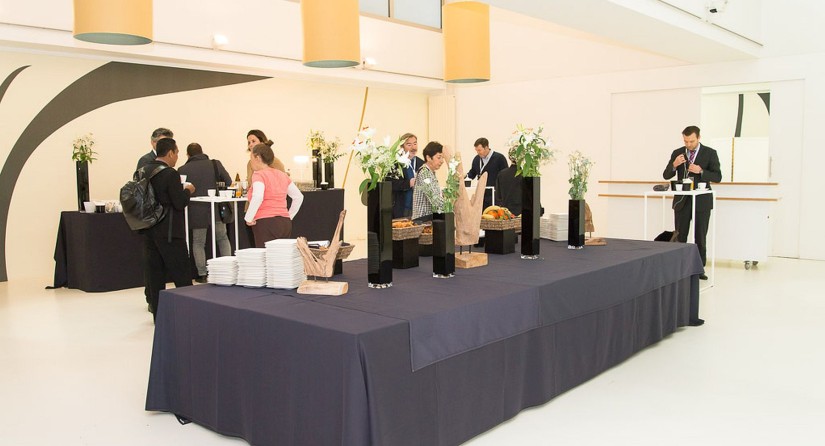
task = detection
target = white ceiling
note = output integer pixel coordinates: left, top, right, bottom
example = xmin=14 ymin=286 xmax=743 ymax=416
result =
xmin=484 ymin=0 xmax=825 ymax=63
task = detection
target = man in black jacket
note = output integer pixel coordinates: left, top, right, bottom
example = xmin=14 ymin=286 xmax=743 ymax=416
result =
xmin=142 ymin=138 xmax=195 ymax=319
xmin=663 ymin=126 xmax=722 ymax=277
xmin=495 ymin=149 xmax=522 ymax=215
xmin=467 ymin=137 xmax=508 ymax=209
xmin=391 ymin=133 xmax=423 ymax=218
xmin=137 ymin=127 xmax=174 ymax=310
xmin=178 ymin=143 xmax=233 ymax=282
xmin=136 ymin=127 xmax=173 ymax=171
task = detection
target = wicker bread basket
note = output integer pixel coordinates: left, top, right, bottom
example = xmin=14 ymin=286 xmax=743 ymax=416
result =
xmin=480 ymin=217 xmax=520 ymax=231
xmin=419 ymin=232 xmax=433 ymax=245
xmin=309 ymin=242 xmax=354 ymax=261
xmin=392 ymin=225 xmax=425 ymax=241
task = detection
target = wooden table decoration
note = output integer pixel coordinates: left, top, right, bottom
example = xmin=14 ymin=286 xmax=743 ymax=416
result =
xmin=452 ymin=157 xmax=488 ymax=269
xmin=583 ymin=202 xmax=606 ymax=246
xmin=296 ymin=210 xmax=349 ymax=296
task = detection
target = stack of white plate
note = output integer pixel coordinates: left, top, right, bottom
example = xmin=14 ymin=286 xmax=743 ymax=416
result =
xmin=206 ymin=256 xmax=238 ymax=286
xmin=235 ymin=248 xmax=268 ymax=287
xmin=541 ymin=213 xmax=569 ymax=241
xmin=264 ymin=239 xmax=306 ymax=289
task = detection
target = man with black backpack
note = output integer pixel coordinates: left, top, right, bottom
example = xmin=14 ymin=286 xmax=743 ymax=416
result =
xmin=178 ymin=142 xmax=233 ymax=283
xmin=141 ymin=138 xmax=195 ymax=320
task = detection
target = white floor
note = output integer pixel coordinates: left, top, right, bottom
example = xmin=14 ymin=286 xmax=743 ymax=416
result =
xmin=1 ymin=257 xmax=823 ymax=446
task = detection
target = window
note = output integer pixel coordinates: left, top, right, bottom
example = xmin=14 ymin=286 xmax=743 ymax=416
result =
xmin=360 ymin=0 xmax=389 ymax=17
xmin=393 ymin=0 xmax=442 ymax=28
xmin=360 ymin=0 xmax=442 ymax=29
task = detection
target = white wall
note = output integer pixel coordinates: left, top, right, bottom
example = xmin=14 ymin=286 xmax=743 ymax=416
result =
xmin=453 ymin=51 xmax=825 ymax=260
xmin=611 ymin=88 xmax=700 ymax=180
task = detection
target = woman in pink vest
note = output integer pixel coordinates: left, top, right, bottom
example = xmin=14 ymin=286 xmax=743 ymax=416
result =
xmin=244 ymin=144 xmax=304 ymax=247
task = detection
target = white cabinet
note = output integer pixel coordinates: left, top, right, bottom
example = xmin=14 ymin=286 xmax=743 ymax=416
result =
xmin=600 ymin=181 xmax=778 ymax=267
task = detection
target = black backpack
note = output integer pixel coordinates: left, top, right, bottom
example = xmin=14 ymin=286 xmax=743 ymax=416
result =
xmin=120 ymin=165 xmax=167 ymax=231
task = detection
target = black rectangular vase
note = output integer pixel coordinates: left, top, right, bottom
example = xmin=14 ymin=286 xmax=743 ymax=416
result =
xmin=311 ymin=149 xmax=322 ymax=188
xmin=367 ymin=181 xmax=393 ymax=287
xmin=568 ymin=199 xmax=585 ymax=249
xmin=521 ymin=177 xmax=541 ymax=259
xmin=432 ymin=212 xmax=455 ymax=278
xmin=76 ymin=161 xmax=90 ymax=212
xmin=323 ymin=161 xmax=335 ymax=189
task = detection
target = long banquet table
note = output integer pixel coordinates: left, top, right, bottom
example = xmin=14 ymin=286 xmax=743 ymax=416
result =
xmin=146 ymin=238 xmax=704 ymax=445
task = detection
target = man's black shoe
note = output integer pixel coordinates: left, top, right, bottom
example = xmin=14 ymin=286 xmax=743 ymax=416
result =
xmin=699 ymin=274 xmax=708 ymax=280
xmin=689 ymin=318 xmax=705 ymax=326
xmin=194 ymin=275 xmax=208 ymax=284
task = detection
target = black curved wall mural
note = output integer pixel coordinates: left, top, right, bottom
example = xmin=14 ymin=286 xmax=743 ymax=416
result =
xmin=0 ymin=62 xmax=269 ymax=281
xmin=0 ymin=65 xmax=30 ymax=103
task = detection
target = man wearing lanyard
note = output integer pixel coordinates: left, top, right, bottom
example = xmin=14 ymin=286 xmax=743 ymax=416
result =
xmin=467 ymin=137 xmax=509 ymax=209
xmin=391 ymin=133 xmax=423 ymax=218
xmin=663 ymin=125 xmax=722 ymax=279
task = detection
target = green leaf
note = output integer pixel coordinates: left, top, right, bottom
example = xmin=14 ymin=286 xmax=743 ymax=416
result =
xmin=389 ymin=136 xmax=403 ymax=152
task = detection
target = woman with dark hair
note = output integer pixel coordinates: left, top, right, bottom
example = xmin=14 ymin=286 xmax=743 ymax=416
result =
xmin=246 ymin=129 xmax=285 ymax=184
xmin=411 ymin=141 xmax=446 ymax=222
xmin=243 ymin=130 xmax=286 ymax=247
xmin=244 ymin=143 xmax=304 ymax=247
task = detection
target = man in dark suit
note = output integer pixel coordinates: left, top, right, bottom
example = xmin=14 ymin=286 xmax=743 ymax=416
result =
xmin=663 ymin=126 xmax=722 ymax=279
xmin=141 ymin=138 xmax=195 ymax=320
xmin=467 ymin=137 xmax=508 ymax=209
xmin=495 ymin=149 xmax=522 ymax=215
xmin=408 ymin=138 xmax=425 ymax=175
xmin=391 ymin=133 xmax=424 ymax=218
xmin=136 ymin=127 xmax=174 ymax=171
xmin=137 ymin=127 xmax=174 ymax=312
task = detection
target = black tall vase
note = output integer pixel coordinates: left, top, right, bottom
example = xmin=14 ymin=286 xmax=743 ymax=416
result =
xmin=432 ymin=212 xmax=455 ymax=278
xmin=568 ymin=199 xmax=585 ymax=249
xmin=311 ymin=149 xmax=322 ymax=188
xmin=323 ymin=161 xmax=335 ymax=188
xmin=367 ymin=181 xmax=393 ymax=288
xmin=76 ymin=161 xmax=90 ymax=211
xmin=521 ymin=177 xmax=541 ymax=259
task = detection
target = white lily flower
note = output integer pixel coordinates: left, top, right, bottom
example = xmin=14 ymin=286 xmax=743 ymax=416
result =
xmin=396 ymin=151 xmax=411 ymax=167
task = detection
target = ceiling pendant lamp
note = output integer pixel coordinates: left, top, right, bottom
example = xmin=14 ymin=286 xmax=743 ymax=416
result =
xmin=301 ymin=0 xmax=360 ymax=68
xmin=73 ymin=0 xmax=153 ymax=45
xmin=443 ymin=1 xmax=490 ymax=83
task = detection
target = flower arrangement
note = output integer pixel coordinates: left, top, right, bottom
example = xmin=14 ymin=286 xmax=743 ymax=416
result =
xmin=568 ymin=150 xmax=594 ymax=200
xmin=440 ymin=155 xmax=462 ymax=213
xmin=71 ymin=133 xmax=97 ymax=163
xmin=307 ymin=129 xmax=343 ymax=164
xmin=351 ymin=127 xmax=409 ymax=194
xmin=506 ymin=124 xmax=555 ymax=177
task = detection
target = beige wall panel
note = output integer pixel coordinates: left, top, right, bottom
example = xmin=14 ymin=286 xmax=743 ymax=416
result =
xmin=2 ymin=51 xmax=428 ymax=280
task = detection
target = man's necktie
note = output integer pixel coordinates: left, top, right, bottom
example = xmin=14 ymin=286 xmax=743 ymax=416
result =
xmin=688 ymin=150 xmax=696 ymax=164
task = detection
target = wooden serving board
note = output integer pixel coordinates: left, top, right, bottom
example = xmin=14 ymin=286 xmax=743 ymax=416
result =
xmin=456 ymin=252 xmax=488 ymax=269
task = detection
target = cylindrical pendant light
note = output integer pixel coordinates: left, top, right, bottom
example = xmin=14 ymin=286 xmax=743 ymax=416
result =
xmin=302 ymin=0 xmax=360 ymax=68
xmin=443 ymin=1 xmax=490 ymax=83
xmin=73 ymin=0 xmax=153 ymax=45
